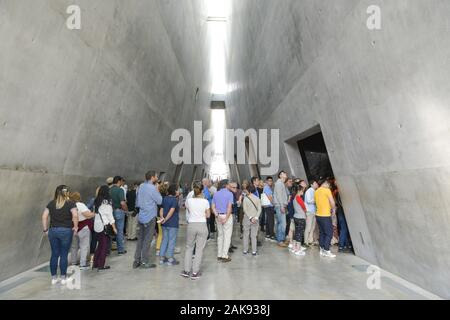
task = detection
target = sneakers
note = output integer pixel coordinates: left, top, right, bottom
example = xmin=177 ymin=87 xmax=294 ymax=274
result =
xmin=252 ymin=252 xmax=257 ymax=257
xmin=243 ymin=251 xmax=248 ymax=255
xmin=180 ymin=270 xmax=190 ymax=278
xmin=221 ymin=257 xmax=232 ymax=263
xmin=191 ymin=272 xmax=202 ymax=280
xmin=278 ymin=242 xmax=288 ymax=248
xmin=166 ymin=258 xmax=180 ymax=266
xmin=288 ymin=243 xmax=294 ymax=249
xmin=159 ymin=257 xmax=168 ymax=265
xmin=323 ymin=250 xmax=336 ymax=258
xmin=60 ymin=277 xmax=67 ymax=285
xmin=319 ymin=247 xmax=324 ymax=256
xmin=51 ymin=277 xmax=59 ymax=285
xmin=79 ymin=265 xmax=90 ymax=271
xmin=295 ymin=250 xmax=306 ymax=256
xmin=118 ymin=250 xmax=127 ymax=255
xmin=155 ymin=250 xmax=160 ymax=256
xmin=133 ymin=261 xmax=141 ymax=269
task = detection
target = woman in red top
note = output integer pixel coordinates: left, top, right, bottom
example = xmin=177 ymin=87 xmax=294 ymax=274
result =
xmin=292 ymin=186 xmax=308 ymax=255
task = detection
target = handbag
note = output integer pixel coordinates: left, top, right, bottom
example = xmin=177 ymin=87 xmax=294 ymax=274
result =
xmin=244 ymin=195 xmax=260 ymax=223
xmin=95 ymin=206 xmax=115 ymax=237
xmin=260 ymin=192 xmax=271 ymax=206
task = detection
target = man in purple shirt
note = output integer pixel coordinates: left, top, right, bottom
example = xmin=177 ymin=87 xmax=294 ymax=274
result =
xmin=212 ymin=180 xmax=234 ymax=262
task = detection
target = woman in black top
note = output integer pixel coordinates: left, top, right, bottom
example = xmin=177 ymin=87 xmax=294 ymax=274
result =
xmin=42 ymin=185 xmax=78 ymax=285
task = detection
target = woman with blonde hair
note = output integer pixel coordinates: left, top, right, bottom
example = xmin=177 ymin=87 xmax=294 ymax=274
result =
xmin=42 ymin=185 xmax=79 ymax=285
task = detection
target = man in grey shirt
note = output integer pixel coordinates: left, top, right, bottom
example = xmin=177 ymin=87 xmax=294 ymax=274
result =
xmin=273 ymin=171 xmax=289 ymax=247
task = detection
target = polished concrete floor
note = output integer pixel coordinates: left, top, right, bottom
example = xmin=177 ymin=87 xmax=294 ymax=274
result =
xmin=0 ymin=216 xmax=441 ymax=300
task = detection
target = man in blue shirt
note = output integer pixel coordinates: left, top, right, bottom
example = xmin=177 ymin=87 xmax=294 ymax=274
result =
xmin=212 ymin=180 xmax=234 ymax=262
xmin=133 ymin=171 xmax=162 ymax=269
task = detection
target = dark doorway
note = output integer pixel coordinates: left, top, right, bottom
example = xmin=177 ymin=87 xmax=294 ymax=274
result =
xmin=297 ymin=131 xmax=334 ymax=182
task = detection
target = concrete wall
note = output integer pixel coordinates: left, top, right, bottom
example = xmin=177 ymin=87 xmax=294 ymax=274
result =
xmin=225 ymin=0 xmax=450 ymax=298
xmin=0 ymin=0 xmax=211 ymax=281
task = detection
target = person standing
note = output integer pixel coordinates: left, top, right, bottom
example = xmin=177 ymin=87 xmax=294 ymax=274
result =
xmin=304 ymin=180 xmax=319 ymax=246
xmin=110 ymin=176 xmax=129 ymax=255
xmin=155 ymin=183 xmax=168 ymax=256
xmin=69 ymin=192 xmax=94 ymax=270
xmin=212 ymin=180 xmax=234 ymax=262
xmin=93 ymin=186 xmax=117 ymax=270
xmin=159 ymin=184 xmax=180 ymax=266
xmin=261 ymin=177 xmax=275 ymax=241
xmin=242 ymin=185 xmax=262 ymax=256
xmin=285 ymin=178 xmax=295 ymax=246
xmin=134 ymin=171 xmax=162 ymax=269
xmin=292 ymin=186 xmax=307 ymax=256
xmin=202 ymin=178 xmax=215 ymax=240
xmin=315 ymin=179 xmax=337 ymax=258
xmin=181 ymin=182 xmax=211 ymax=280
xmin=335 ymin=182 xmax=352 ymax=253
xmin=41 ymin=185 xmax=78 ymax=285
xmin=126 ymin=183 xmax=139 ymax=241
xmin=273 ymin=171 xmax=289 ymax=247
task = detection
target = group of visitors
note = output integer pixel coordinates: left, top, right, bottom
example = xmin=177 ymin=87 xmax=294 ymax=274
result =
xmin=41 ymin=169 xmax=352 ymax=284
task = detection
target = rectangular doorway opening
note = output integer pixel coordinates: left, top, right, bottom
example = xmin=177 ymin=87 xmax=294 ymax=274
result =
xmin=297 ymin=131 xmax=334 ymax=182
xmin=297 ymin=128 xmax=354 ymax=254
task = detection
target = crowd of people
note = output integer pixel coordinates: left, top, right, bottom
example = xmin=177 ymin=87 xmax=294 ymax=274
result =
xmin=41 ymin=170 xmax=352 ymax=284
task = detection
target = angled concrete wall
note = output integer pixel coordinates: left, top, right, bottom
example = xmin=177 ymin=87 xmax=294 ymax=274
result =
xmin=226 ymin=0 xmax=450 ymax=298
xmin=0 ymin=0 xmax=211 ymax=281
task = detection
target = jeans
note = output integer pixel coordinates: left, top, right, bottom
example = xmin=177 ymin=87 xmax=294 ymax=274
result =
xmin=160 ymin=227 xmax=178 ymax=258
xmin=316 ymin=216 xmax=333 ymax=251
xmin=338 ymin=211 xmax=350 ymax=248
xmin=134 ymin=218 xmax=156 ymax=264
xmin=264 ymin=207 xmax=275 ymax=238
xmin=48 ymin=227 xmax=73 ymax=277
xmin=275 ymin=206 xmax=287 ymax=242
xmin=113 ymin=209 xmax=126 ymax=252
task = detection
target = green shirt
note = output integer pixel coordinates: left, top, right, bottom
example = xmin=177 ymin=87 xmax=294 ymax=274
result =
xmin=110 ymin=185 xmax=125 ymax=209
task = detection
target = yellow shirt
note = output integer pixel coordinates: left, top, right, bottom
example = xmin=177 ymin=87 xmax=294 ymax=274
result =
xmin=315 ymin=187 xmax=332 ymax=217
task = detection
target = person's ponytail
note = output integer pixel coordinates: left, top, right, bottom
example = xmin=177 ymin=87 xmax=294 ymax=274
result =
xmin=192 ymin=181 xmax=204 ymax=197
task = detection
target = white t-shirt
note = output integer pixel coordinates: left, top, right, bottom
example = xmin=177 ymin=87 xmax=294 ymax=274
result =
xmin=76 ymin=202 xmax=90 ymax=222
xmin=186 ymin=190 xmax=194 ymax=201
xmin=185 ymin=198 xmax=210 ymax=223
xmin=94 ymin=203 xmax=115 ymax=233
